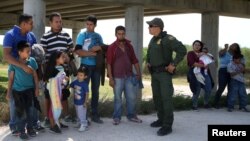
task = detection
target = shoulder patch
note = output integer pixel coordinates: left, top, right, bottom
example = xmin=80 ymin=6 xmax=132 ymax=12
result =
xmin=168 ymin=35 xmax=175 ymax=40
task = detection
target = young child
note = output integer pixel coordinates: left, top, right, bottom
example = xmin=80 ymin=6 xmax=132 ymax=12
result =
xmin=43 ymin=51 xmax=69 ymax=133
xmin=193 ymin=47 xmax=214 ymax=85
xmin=70 ymin=67 xmax=89 ymax=132
xmin=6 ymin=41 xmax=39 ymax=140
xmin=227 ymin=54 xmax=249 ymax=112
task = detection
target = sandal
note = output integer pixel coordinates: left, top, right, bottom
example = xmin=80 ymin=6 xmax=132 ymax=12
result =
xmin=128 ymin=116 xmax=142 ymax=123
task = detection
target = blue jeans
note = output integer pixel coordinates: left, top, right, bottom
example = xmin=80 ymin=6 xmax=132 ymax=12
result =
xmin=16 ymin=106 xmax=35 ymax=133
xmin=113 ymin=76 xmax=137 ymax=119
xmin=214 ymin=68 xmax=231 ymax=105
xmin=201 ymin=74 xmax=212 ymax=105
xmin=81 ymin=64 xmax=100 ymax=116
xmin=9 ymin=91 xmax=16 ymax=131
xmin=188 ymin=68 xmax=212 ymax=107
xmin=227 ymin=79 xmax=247 ymax=109
xmin=187 ymin=68 xmax=201 ymax=107
xmin=13 ymin=89 xmax=35 ymax=133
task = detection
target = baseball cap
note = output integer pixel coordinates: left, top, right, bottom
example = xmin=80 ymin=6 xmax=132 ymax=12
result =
xmin=146 ymin=18 xmax=164 ymax=30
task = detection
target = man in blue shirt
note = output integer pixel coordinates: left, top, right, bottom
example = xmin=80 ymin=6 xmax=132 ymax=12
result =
xmin=3 ymin=13 xmax=44 ymax=135
xmin=75 ymin=15 xmax=104 ymax=123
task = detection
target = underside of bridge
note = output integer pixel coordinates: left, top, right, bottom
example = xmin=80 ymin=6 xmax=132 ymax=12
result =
xmin=0 ymin=0 xmax=250 ymax=30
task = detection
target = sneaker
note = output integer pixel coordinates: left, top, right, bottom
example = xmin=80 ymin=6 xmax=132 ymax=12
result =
xmin=150 ymin=120 xmax=162 ymax=128
xmin=34 ymin=125 xmax=45 ymax=132
xmin=214 ymin=105 xmax=220 ymax=109
xmin=60 ymin=122 xmax=68 ymax=128
xmin=43 ymin=117 xmax=50 ymax=128
xmin=92 ymin=116 xmax=103 ymax=124
xmin=112 ymin=119 xmax=120 ymax=125
xmin=71 ymin=117 xmax=78 ymax=124
xmin=49 ymin=125 xmax=61 ymax=134
xmin=128 ymin=116 xmax=142 ymax=123
xmin=27 ymin=128 xmax=37 ymax=137
xmin=157 ymin=127 xmax=172 ymax=136
xmin=192 ymin=106 xmax=199 ymax=111
xmin=87 ymin=119 xmax=91 ymax=126
xmin=78 ymin=124 xmax=88 ymax=132
xmin=64 ymin=115 xmax=73 ymax=122
xmin=11 ymin=130 xmax=20 ymax=136
xmin=239 ymin=107 xmax=249 ymax=112
xmin=19 ymin=132 xmax=29 ymax=140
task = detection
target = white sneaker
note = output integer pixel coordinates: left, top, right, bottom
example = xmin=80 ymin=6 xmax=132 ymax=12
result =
xmin=78 ymin=125 xmax=88 ymax=132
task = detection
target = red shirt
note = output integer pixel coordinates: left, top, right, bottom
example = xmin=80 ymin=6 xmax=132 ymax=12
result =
xmin=187 ymin=51 xmax=199 ymax=68
xmin=107 ymin=39 xmax=138 ymax=78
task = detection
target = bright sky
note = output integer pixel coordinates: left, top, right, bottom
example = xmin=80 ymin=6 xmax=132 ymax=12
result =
xmin=1 ymin=13 xmax=250 ymax=48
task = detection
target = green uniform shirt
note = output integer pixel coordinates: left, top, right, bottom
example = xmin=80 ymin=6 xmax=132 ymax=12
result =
xmin=146 ymin=31 xmax=187 ymax=67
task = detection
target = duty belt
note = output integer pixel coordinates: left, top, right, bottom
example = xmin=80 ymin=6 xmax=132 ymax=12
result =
xmin=149 ymin=64 xmax=167 ymax=74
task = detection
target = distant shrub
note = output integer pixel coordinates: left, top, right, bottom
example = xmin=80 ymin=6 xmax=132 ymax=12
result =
xmin=0 ymin=45 xmax=3 ymax=63
xmin=142 ymin=45 xmax=192 ymax=76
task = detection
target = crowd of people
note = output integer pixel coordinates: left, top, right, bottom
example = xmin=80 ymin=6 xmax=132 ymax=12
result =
xmin=1 ymin=12 xmax=249 ymax=140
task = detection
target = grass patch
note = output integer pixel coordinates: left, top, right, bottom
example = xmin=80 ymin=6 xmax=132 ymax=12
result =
xmin=0 ymin=63 xmax=250 ymax=124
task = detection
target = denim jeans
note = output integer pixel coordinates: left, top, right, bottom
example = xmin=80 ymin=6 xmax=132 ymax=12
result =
xmin=187 ymin=68 xmax=201 ymax=107
xmin=214 ymin=68 xmax=231 ymax=105
xmin=201 ymin=74 xmax=212 ymax=105
xmin=13 ymin=89 xmax=35 ymax=133
xmin=9 ymin=91 xmax=16 ymax=131
xmin=113 ymin=76 xmax=137 ymax=119
xmin=227 ymin=79 xmax=248 ymax=109
xmin=81 ymin=64 xmax=100 ymax=116
xmin=188 ymin=68 xmax=212 ymax=107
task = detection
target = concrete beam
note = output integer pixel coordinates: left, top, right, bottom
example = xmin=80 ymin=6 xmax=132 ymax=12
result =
xmin=0 ymin=5 xmax=22 ymax=12
xmin=0 ymin=10 xmax=84 ymax=30
xmin=45 ymin=18 xmax=84 ymax=29
xmin=59 ymin=6 xmax=120 ymax=16
xmin=46 ymin=3 xmax=88 ymax=12
xmin=73 ymin=15 xmax=124 ymax=21
xmin=62 ymin=8 xmax=124 ymax=18
xmin=0 ymin=13 xmax=18 ymax=25
xmin=0 ymin=0 xmax=22 ymax=8
xmin=43 ymin=0 xmax=250 ymax=18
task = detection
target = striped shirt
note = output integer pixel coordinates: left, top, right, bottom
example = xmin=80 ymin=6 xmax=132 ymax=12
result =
xmin=40 ymin=30 xmax=73 ymax=60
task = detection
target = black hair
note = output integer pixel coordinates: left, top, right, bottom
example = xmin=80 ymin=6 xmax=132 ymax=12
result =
xmin=18 ymin=13 xmax=32 ymax=25
xmin=231 ymin=43 xmax=241 ymax=55
xmin=192 ymin=40 xmax=204 ymax=52
xmin=17 ymin=41 xmax=30 ymax=52
xmin=49 ymin=12 xmax=61 ymax=22
xmin=115 ymin=25 xmax=126 ymax=34
xmin=44 ymin=51 xmax=64 ymax=81
xmin=77 ymin=67 xmax=88 ymax=76
xmin=233 ymin=54 xmax=243 ymax=60
xmin=86 ymin=15 xmax=97 ymax=25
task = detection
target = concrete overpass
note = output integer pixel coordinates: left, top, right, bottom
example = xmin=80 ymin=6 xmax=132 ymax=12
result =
xmin=1 ymin=0 xmax=250 ymax=89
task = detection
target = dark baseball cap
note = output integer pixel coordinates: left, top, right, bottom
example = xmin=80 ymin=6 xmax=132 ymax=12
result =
xmin=146 ymin=18 xmax=164 ymax=29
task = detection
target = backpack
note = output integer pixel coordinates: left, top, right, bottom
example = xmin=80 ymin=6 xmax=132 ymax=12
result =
xmin=31 ymin=44 xmax=46 ymax=80
xmin=31 ymin=44 xmax=46 ymax=65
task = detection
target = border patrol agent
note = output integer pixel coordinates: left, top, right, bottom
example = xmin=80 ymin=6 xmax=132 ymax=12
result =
xmin=146 ymin=18 xmax=187 ymax=136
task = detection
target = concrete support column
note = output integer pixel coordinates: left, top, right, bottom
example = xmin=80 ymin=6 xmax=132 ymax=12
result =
xmin=72 ymin=27 xmax=83 ymax=69
xmin=24 ymin=0 xmax=45 ymax=43
xmin=201 ymin=12 xmax=219 ymax=93
xmin=125 ymin=5 xmax=144 ymax=107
